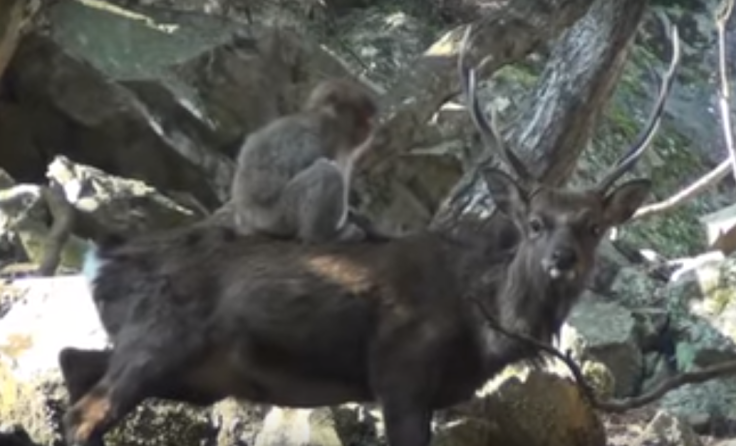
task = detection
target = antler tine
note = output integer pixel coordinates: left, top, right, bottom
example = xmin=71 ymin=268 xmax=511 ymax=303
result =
xmin=596 ymin=12 xmax=681 ymax=193
xmin=458 ymin=26 xmax=534 ymax=184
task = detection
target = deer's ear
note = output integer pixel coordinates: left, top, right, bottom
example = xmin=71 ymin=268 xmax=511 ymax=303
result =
xmin=603 ymin=179 xmax=651 ymax=226
xmin=483 ymin=168 xmax=528 ymax=217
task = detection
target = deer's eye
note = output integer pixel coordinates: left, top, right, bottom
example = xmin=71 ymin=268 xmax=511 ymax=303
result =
xmin=589 ymin=223 xmax=602 ymax=237
xmin=529 ymin=218 xmax=544 ymax=234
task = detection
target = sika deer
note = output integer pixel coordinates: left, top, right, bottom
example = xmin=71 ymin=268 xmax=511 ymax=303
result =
xmin=59 ymin=18 xmax=680 ymax=446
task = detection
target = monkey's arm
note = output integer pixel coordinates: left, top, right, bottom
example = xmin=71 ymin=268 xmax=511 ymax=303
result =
xmin=235 ymin=122 xmax=322 ymax=206
xmin=347 ymin=208 xmax=394 ymax=242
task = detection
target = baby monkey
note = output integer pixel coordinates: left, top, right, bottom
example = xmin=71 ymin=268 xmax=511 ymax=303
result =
xmin=232 ymin=78 xmax=380 ymax=243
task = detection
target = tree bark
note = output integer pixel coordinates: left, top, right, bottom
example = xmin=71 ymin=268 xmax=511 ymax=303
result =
xmin=357 ymin=0 xmax=597 ymax=175
xmin=509 ymin=0 xmax=651 ymax=186
xmin=433 ymin=0 xmax=652 ymax=226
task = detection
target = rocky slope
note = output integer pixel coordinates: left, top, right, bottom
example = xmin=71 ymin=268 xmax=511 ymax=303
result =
xmin=2 ymin=0 xmax=736 ymax=445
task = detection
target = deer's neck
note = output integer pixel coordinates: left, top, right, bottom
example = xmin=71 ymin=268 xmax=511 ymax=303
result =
xmin=445 ymin=217 xmax=587 ymax=367
xmin=498 ymin=252 xmax=584 ymax=342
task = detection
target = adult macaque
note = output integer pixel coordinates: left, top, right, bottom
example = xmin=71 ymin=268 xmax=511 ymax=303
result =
xmin=232 ymin=78 xmax=381 ymax=243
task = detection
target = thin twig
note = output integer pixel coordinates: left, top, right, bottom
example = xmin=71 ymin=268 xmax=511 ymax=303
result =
xmin=633 ymin=158 xmax=731 ymax=220
xmin=716 ymin=0 xmax=736 ymax=183
xmin=595 ymin=359 xmax=736 ymax=413
xmin=471 ymin=296 xmax=736 ymax=413
xmin=469 ymin=297 xmax=598 ymax=404
xmin=37 ymin=184 xmax=75 ymax=276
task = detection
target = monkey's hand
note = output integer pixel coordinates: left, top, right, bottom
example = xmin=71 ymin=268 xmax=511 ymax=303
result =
xmin=336 ymin=222 xmax=367 ymax=243
xmin=346 ymin=208 xmax=394 ymax=243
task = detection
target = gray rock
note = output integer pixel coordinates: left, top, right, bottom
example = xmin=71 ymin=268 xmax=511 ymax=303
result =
xmin=46 ymin=155 xmax=204 ymax=239
xmin=433 ymin=369 xmax=606 ymax=446
xmin=559 ymin=294 xmax=643 ymax=397
xmin=659 ymin=379 xmax=736 ymax=430
xmin=0 ymin=275 xmax=213 ymax=446
xmin=608 ymin=265 xmax=663 ymax=308
xmin=634 ymin=411 xmax=702 ymax=446
xmin=254 ymin=407 xmax=343 ymax=446
xmin=664 ymin=254 xmax=736 ymax=371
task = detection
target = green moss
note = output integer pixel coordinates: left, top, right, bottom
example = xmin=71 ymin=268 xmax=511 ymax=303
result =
xmin=493 ymin=64 xmax=539 ymax=89
xmin=579 ymin=46 xmax=716 ymax=258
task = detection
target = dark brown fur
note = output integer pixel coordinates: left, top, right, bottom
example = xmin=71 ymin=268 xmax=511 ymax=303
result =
xmin=59 ymin=174 xmax=648 ymax=446
xmin=59 ymin=19 xmax=679 ymax=446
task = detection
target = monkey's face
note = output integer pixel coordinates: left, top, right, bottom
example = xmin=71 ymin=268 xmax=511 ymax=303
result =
xmin=307 ymin=79 xmax=378 ymax=145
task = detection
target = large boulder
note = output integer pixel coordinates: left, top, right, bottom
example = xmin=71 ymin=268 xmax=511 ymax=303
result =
xmin=433 ymin=369 xmax=606 ymax=446
xmin=2 ymin=0 xmax=359 ymax=210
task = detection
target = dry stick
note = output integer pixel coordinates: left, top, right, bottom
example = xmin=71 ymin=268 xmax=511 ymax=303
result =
xmin=474 ymin=295 xmax=736 ymax=413
xmin=37 ymin=184 xmax=75 ymax=276
xmin=469 ymin=297 xmax=598 ymax=404
xmin=633 ymin=158 xmax=731 ymax=220
xmin=595 ymin=359 xmax=736 ymax=413
xmin=717 ymin=0 xmax=736 ymax=184
xmin=627 ymin=0 xmax=736 ymax=220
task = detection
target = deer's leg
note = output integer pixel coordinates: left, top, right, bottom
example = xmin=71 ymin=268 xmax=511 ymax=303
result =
xmin=370 ymin=341 xmax=437 ymax=446
xmin=62 ymin=332 xmax=203 ymax=446
xmin=380 ymin=399 xmax=433 ymax=446
xmin=58 ymin=348 xmax=111 ymax=405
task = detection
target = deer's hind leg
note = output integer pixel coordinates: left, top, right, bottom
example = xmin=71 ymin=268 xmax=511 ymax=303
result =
xmin=58 ymin=348 xmax=111 ymax=446
xmin=62 ymin=328 xmax=208 ymax=446
xmin=59 ymin=348 xmax=111 ymax=405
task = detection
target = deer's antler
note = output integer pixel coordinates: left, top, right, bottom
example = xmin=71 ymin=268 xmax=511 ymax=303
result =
xmin=595 ymin=11 xmax=681 ymax=193
xmin=458 ymin=25 xmax=535 ymax=187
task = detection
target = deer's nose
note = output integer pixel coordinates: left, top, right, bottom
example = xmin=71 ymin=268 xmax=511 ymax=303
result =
xmin=551 ymin=248 xmax=577 ymax=270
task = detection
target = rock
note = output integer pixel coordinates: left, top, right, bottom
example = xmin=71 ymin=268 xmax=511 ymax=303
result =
xmin=608 ymin=265 xmax=664 ymax=308
xmin=433 ymin=369 xmax=606 ymax=446
xmin=46 ymin=155 xmax=204 ymax=239
xmin=0 ymin=275 xmax=214 ymax=446
xmin=0 ymin=425 xmax=39 ymax=446
xmin=3 ymin=0 xmax=359 ymax=210
xmin=0 ymin=0 xmax=41 ymax=80
xmin=211 ymin=399 xmax=269 ymax=446
xmin=581 ymin=360 xmax=616 ymax=401
xmin=634 ymin=411 xmax=703 ymax=446
xmin=659 ymin=379 xmax=736 ymax=432
xmin=559 ymin=293 xmax=643 ymax=397
xmin=0 ymin=276 xmax=109 ymax=445
xmin=699 ymin=202 xmax=736 ymax=255
xmin=331 ymin=403 xmax=384 ymax=446
xmin=665 ymin=254 xmax=736 ymax=370
xmin=0 ymin=170 xmax=88 ymax=273
xmin=254 ymin=408 xmax=343 ymax=446
xmin=589 ymin=239 xmax=634 ymax=295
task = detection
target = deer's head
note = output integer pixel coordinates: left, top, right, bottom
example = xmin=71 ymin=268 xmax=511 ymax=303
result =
xmin=458 ymin=15 xmax=680 ymax=285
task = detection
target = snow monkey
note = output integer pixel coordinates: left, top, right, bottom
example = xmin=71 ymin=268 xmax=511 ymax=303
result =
xmin=231 ymin=78 xmax=380 ymax=243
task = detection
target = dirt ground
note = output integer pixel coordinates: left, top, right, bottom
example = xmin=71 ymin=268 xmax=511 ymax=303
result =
xmin=602 ymin=405 xmax=736 ymax=445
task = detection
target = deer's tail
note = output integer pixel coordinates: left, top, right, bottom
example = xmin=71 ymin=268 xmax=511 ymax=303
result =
xmin=81 ymin=232 xmax=128 ymax=288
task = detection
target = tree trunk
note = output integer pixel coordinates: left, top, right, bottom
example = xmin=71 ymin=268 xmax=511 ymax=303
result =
xmin=357 ymin=0 xmax=598 ymax=175
xmin=433 ymin=0 xmax=651 ymax=227
xmin=510 ymin=0 xmax=651 ymax=186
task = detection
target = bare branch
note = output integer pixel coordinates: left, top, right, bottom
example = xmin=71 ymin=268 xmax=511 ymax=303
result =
xmin=474 ymin=296 xmax=736 ymax=413
xmin=37 ymin=184 xmax=75 ymax=276
xmin=469 ymin=296 xmax=598 ymax=404
xmin=633 ymin=159 xmax=731 ymax=220
xmin=716 ymin=0 xmax=736 ymax=183
xmin=628 ymin=0 xmax=735 ymax=220
xmin=596 ymin=359 xmax=736 ymax=413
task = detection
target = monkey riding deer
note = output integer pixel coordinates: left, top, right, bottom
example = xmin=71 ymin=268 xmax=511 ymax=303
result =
xmin=231 ymin=78 xmax=382 ymax=243
xmin=58 ymin=16 xmax=680 ymax=446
